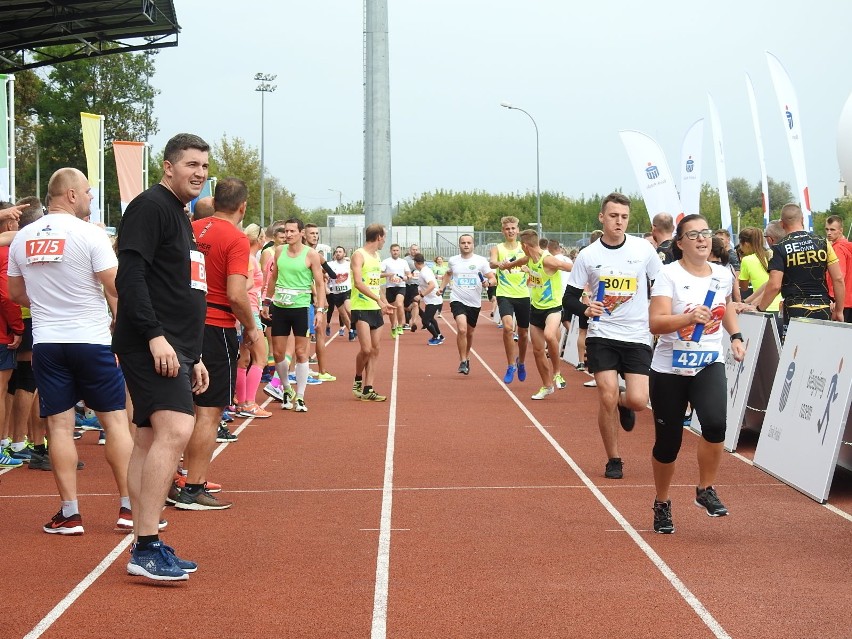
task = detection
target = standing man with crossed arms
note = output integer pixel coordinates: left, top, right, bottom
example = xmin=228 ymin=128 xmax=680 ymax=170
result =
xmin=489 ymin=216 xmax=530 ymax=384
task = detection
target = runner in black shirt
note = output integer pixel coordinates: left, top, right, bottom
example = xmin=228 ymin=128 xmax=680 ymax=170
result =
xmin=114 ymin=133 xmax=211 ymax=582
xmin=758 ymin=203 xmax=844 ymax=341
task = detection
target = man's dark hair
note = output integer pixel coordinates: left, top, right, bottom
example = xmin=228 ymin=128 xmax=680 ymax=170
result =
xmin=413 ymin=253 xmax=425 ymax=264
xmin=284 ymin=217 xmax=304 ymax=231
xmin=600 ymin=192 xmax=630 ymax=212
xmin=365 ymin=223 xmax=385 ymax=242
xmin=16 ymin=196 xmax=43 ymax=228
xmin=213 ymin=177 xmax=248 ymax=213
xmin=304 ymin=222 xmax=318 ymax=230
xmin=163 ymin=133 xmax=209 ymax=164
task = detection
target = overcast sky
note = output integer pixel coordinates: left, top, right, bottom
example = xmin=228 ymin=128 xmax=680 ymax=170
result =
xmin=150 ymin=1 xmax=852 ymax=214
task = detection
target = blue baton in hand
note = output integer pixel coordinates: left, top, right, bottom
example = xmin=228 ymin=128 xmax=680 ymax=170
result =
xmin=593 ymin=281 xmax=606 ymax=322
xmin=690 ymin=288 xmax=717 ymax=341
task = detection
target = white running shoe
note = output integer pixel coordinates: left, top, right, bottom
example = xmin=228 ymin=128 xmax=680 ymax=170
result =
xmin=531 ymin=386 xmax=554 ymax=400
xmin=263 ymin=383 xmax=284 ymax=401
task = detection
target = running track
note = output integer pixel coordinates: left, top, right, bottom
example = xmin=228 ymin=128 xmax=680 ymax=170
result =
xmin=2 ymin=307 xmax=851 ymax=638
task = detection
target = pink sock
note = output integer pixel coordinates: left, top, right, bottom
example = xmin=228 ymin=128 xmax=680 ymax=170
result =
xmin=235 ymin=367 xmax=247 ymax=404
xmin=246 ymin=365 xmax=263 ymax=404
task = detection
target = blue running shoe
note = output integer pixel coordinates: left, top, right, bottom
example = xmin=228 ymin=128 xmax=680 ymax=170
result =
xmin=0 ymin=453 xmax=23 ymax=468
xmin=517 ymin=361 xmax=527 ymax=382
xmin=75 ymin=411 xmax=101 ymax=431
xmin=503 ymin=364 xmax=516 ymax=384
xmin=427 ymin=338 xmax=441 ymax=345
xmin=221 ymin=410 xmax=234 ymax=423
xmin=127 ymin=541 xmax=190 ymax=581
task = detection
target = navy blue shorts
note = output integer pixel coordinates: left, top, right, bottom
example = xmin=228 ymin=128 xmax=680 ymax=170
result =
xmin=33 ymin=343 xmax=126 ymax=417
xmin=0 ymin=345 xmax=16 ymax=371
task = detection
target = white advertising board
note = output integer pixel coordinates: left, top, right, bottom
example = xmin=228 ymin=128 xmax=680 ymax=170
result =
xmin=560 ymin=317 xmax=580 ymax=367
xmin=753 ymin=318 xmax=852 ymax=502
xmin=688 ymin=313 xmax=778 ymax=451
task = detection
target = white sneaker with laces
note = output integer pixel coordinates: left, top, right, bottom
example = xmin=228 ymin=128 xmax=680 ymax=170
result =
xmin=531 ymin=386 xmax=554 ymax=400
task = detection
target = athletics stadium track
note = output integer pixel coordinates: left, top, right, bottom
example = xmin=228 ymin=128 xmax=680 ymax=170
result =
xmin=1 ymin=306 xmax=850 ymax=639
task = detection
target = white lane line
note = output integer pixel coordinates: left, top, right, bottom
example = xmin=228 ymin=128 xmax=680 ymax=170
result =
xmin=24 ymin=535 xmax=135 ymax=639
xmin=370 ymin=334 xmax=400 ymax=639
xmin=439 ymin=315 xmax=732 ymax=639
xmin=24 ymin=406 xmax=266 ymax=638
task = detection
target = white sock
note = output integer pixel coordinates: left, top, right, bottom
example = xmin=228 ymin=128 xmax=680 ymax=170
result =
xmin=295 ymin=362 xmax=309 ymax=397
xmin=120 ymin=496 xmax=131 ymax=510
xmin=62 ymin=500 xmax=79 ymax=518
xmin=10 ymin=441 xmax=27 ymax=452
xmin=0 ymin=438 xmax=9 ymax=449
xmin=275 ymin=360 xmax=291 ymax=389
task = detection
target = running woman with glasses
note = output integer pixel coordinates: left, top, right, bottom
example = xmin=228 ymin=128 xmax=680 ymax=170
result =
xmin=647 ymin=215 xmax=746 ymax=534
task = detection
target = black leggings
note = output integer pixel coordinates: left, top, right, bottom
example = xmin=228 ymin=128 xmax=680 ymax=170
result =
xmin=649 ymin=362 xmax=727 ymax=464
xmin=420 ymin=303 xmax=441 ymax=338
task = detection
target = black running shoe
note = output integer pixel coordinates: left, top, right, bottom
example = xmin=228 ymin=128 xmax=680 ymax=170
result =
xmin=216 ymin=423 xmax=238 ymax=443
xmin=653 ymin=499 xmax=675 ymax=534
xmin=694 ymin=486 xmax=728 ymax=517
xmin=461 ymin=360 xmax=470 ymax=375
xmin=617 ymin=404 xmax=635 ymax=431
xmin=604 ymin=457 xmax=623 ymax=479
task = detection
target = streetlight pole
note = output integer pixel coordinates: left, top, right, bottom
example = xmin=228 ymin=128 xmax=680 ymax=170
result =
xmin=255 ymin=73 xmax=277 ymax=229
xmin=500 ymin=101 xmax=541 ymax=236
xmin=328 ymin=188 xmax=343 ymax=209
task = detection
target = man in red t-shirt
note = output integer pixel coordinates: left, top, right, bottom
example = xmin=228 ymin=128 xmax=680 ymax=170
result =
xmin=174 ymin=177 xmax=258 ymax=511
xmin=824 ymin=215 xmax=852 ymax=322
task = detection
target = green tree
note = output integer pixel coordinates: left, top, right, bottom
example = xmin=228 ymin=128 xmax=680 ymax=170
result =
xmin=13 ymin=46 xmax=159 ymax=225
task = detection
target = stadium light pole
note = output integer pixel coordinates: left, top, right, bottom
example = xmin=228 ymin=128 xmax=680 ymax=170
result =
xmin=255 ymin=73 xmax=277 ymax=228
xmin=328 ymin=188 xmax=343 ymax=209
xmin=500 ymin=101 xmax=541 ymax=236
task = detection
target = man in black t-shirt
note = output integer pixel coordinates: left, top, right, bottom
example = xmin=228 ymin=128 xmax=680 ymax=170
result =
xmin=114 ymin=133 xmax=211 ymax=582
xmin=759 ymin=203 xmax=844 ymax=341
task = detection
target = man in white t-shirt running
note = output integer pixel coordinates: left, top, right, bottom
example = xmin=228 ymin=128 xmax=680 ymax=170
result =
xmin=440 ymin=234 xmax=496 ymax=375
xmin=562 ymin=192 xmax=661 ymax=480
xmin=381 ymin=243 xmax=410 ymax=338
xmin=8 ymin=167 xmax=133 ymax=535
xmin=412 ymin=253 xmax=444 ymax=344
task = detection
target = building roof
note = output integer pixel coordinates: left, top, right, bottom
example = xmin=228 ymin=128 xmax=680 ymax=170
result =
xmin=0 ymin=1 xmax=180 ymax=72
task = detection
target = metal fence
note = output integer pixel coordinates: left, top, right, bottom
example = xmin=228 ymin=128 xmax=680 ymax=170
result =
xmin=315 ymin=227 xmax=600 ymax=259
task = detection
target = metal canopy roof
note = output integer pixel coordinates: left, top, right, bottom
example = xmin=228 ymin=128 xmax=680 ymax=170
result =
xmin=0 ymin=1 xmax=180 ymax=72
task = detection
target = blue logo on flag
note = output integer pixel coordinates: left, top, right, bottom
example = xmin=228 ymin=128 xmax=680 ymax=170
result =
xmin=685 ymin=158 xmax=694 ymax=173
xmin=645 ymin=163 xmax=659 ymax=180
xmin=785 ymin=106 xmax=794 ymax=130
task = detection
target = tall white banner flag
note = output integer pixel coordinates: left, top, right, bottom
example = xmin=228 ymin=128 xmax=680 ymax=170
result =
xmin=766 ymin=51 xmax=812 ymax=230
xmin=708 ymin=94 xmax=733 ymax=234
xmin=618 ymin=130 xmax=683 ymax=225
xmin=746 ymin=73 xmax=770 ymax=228
xmin=680 ymin=119 xmax=704 ymax=219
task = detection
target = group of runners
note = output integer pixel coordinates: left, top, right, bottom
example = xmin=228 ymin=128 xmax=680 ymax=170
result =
xmin=2 ymin=129 xmax=842 ymax=584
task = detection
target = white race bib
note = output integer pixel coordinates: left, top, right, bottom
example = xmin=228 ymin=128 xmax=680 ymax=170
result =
xmin=26 ymin=228 xmax=67 ymax=264
xmin=671 ymin=339 xmax=718 ymax=376
xmin=190 ymin=250 xmax=207 ymax=292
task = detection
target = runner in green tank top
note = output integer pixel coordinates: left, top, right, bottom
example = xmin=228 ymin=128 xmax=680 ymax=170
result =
xmin=489 ymin=216 xmax=531 ymax=385
xmin=261 ymin=218 xmax=327 ymax=413
xmin=350 ymin=223 xmax=392 ymax=402
xmin=519 ymin=229 xmax=573 ymax=400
